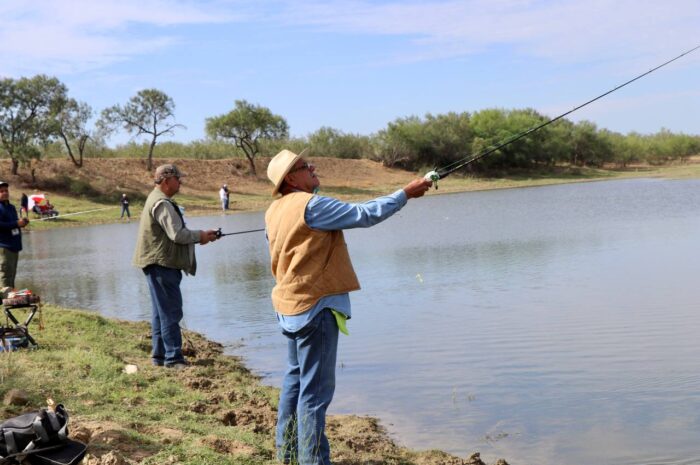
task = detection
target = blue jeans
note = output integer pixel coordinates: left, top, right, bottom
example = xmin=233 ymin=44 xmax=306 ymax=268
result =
xmin=276 ymin=309 xmax=338 ymax=465
xmin=143 ymin=265 xmax=185 ymax=366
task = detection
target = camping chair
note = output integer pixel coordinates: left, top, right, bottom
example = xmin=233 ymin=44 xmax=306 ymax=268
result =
xmin=34 ymin=204 xmax=58 ymax=219
xmin=28 ymin=194 xmax=58 ymax=219
xmin=1 ymin=293 xmax=41 ymax=349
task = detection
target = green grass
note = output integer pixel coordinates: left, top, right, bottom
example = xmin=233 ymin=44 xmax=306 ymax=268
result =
xmin=0 ymin=306 xmax=495 ymax=464
xmin=0 ymin=306 xmax=278 ymax=464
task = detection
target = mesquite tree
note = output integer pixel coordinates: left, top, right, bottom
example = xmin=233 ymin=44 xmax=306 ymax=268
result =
xmin=0 ymin=75 xmax=66 ymax=174
xmin=49 ymin=97 xmax=93 ymax=167
xmin=99 ymin=89 xmax=184 ymax=170
xmin=205 ymin=100 xmax=288 ymax=175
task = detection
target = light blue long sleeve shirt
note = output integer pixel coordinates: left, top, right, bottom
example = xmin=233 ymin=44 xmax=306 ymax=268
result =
xmin=276 ymin=189 xmax=408 ymax=333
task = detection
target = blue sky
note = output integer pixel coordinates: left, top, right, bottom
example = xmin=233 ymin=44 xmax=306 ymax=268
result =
xmin=1 ymin=0 xmax=698 ymax=146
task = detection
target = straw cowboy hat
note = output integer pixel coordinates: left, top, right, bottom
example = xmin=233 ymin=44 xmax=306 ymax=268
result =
xmin=267 ymin=149 xmax=308 ymax=196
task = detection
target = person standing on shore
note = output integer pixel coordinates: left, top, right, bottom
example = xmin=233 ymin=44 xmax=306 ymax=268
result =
xmin=120 ymin=193 xmax=131 ymax=219
xmin=264 ymin=149 xmax=432 ymax=465
xmin=219 ymin=184 xmax=229 ymax=211
xmin=0 ymin=182 xmax=29 ymax=290
xmin=132 ymin=164 xmax=219 ymax=369
xmin=20 ymin=193 xmax=28 ymax=219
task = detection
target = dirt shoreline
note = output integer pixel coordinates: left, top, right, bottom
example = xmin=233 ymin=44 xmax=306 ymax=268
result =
xmin=1 ymin=305 xmax=509 ymax=465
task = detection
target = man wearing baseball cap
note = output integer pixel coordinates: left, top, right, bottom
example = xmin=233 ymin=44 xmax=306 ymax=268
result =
xmin=133 ymin=164 xmax=219 ymax=369
xmin=265 ymin=149 xmax=432 ymax=464
xmin=0 ymin=181 xmax=29 ymax=291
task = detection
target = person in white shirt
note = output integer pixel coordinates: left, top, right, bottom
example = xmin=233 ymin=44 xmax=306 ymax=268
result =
xmin=219 ymin=184 xmax=229 ymax=211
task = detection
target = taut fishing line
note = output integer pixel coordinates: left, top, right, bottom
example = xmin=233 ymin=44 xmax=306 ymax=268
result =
xmin=423 ymin=44 xmax=700 ymax=186
xmin=32 ymin=207 xmax=263 ymax=237
xmin=34 ymin=206 xmax=117 ymax=221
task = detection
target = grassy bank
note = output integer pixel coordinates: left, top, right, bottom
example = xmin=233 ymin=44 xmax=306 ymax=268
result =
xmin=5 ymin=157 xmax=700 ymax=232
xmin=1 ymin=306 xmax=504 ymax=465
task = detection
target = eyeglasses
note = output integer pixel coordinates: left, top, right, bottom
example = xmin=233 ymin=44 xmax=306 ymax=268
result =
xmin=289 ymin=162 xmax=314 ymax=174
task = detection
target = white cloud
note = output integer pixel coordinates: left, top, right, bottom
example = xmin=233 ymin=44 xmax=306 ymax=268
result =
xmin=3 ymin=0 xmax=697 ymax=76
xmin=0 ymin=0 xmax=240 ymax=75
xmin=273 ymin=0 xmax=700 ymax=64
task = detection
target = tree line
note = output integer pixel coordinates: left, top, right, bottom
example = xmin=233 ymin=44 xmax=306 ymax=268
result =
xmin=2 ymin=75 xmax=699 ymax=180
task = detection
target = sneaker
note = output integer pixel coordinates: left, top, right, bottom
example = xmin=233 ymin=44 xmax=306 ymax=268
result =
xmin=152 ymin=358 xmax=164 ymax=367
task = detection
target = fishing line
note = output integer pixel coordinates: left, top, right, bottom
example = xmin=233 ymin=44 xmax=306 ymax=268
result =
xmin=424 ymin=44 xmax=700 ymax=185
xmin=34 ymin=206 xmax=118 ymax=221
xmin=32 ymin=207 xmax=266 ymax=236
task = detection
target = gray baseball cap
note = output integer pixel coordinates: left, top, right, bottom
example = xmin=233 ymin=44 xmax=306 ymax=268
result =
xmin=154 ymin=164 xmax=186 ymax=183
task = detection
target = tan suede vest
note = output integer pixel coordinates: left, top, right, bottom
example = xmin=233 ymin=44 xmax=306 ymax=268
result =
xmin=265 ymin=192 xmax=360 ymax=315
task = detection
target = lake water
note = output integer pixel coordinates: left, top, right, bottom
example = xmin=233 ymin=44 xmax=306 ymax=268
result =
xmin=20 ymin=178 xmax=700 ymax=465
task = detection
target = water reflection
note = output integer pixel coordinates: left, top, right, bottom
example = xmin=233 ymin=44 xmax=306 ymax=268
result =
xmin=19 ymin=179 xmax=700 ymax=465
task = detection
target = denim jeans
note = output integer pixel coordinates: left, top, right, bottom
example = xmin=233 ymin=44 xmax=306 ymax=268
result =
xmin=143 ymin=265 xmax=185 ymax=366
xmin=276 ymin=308 xmax=338 ymax=465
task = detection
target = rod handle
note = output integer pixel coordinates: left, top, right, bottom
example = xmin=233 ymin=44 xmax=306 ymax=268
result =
xmin=424 ymin=170 xmax=439 ymax=189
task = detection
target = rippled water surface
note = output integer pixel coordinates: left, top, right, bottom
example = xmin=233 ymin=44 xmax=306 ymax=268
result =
xmin=21 ymin=178 xmax=700 ymax=465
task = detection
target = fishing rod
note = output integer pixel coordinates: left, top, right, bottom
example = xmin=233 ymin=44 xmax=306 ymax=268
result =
xmin=215 ymin=227 xmax=265 ymax=238
xmin=423 ymin=44 xmax=700 ymax=187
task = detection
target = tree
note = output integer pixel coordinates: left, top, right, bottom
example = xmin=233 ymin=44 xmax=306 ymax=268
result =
xmin=205 ymin=100 xmax=288 ymax=175
xmin=468 ymin=109 xmax=511 ymax=171
xmin=375 ymin=116 xmax=426 ymax=169
xmin=570 ymin=121 xmax=612 ymax=167
xmin=0 ymin=75 xmax=66 ymax=174
xmin=99 ymin=89 xmax=184 ymax=170
xmin=375 ymin=112 xmax=472 ymax=170
xmin=422 ymin=112 xmax=473 ymax=168
xmin=307 ymin=127 xmax=370 ymax=159
xmin=50 ymin=98 xmax=93 ymax=167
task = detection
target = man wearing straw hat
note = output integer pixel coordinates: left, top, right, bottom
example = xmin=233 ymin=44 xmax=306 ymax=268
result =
xmin=133 ymin=164 xmax=219 ymax=370
xmin=265 ymin=149 xmax=432 ymax=464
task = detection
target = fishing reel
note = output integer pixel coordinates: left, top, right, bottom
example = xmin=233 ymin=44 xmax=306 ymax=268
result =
xmin=215 ymin=228 xmax=223 ymax=239
xmin=424 ymin=170 xmax=440 ymax=189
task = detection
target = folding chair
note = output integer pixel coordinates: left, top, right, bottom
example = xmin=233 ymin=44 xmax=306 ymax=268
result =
xmin=2 ymin=295 xmax=41 ymax=349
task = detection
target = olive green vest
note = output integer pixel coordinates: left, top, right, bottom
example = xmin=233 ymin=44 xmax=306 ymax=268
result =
xmin=132 ymin=188 xmax=196 ymax=275
xmin=265 ymin=192 xmax=360 ymax=315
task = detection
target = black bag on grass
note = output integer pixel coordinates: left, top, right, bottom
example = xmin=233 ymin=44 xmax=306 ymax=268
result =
xmin=26 ymin=439 xmax=87 ymax=465
xmin=0 ymin=405 xmax=84 ymax=465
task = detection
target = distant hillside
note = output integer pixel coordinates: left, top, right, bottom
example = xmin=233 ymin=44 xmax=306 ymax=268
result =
xmin=0 ymin=157 xmax=417 ymax=206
